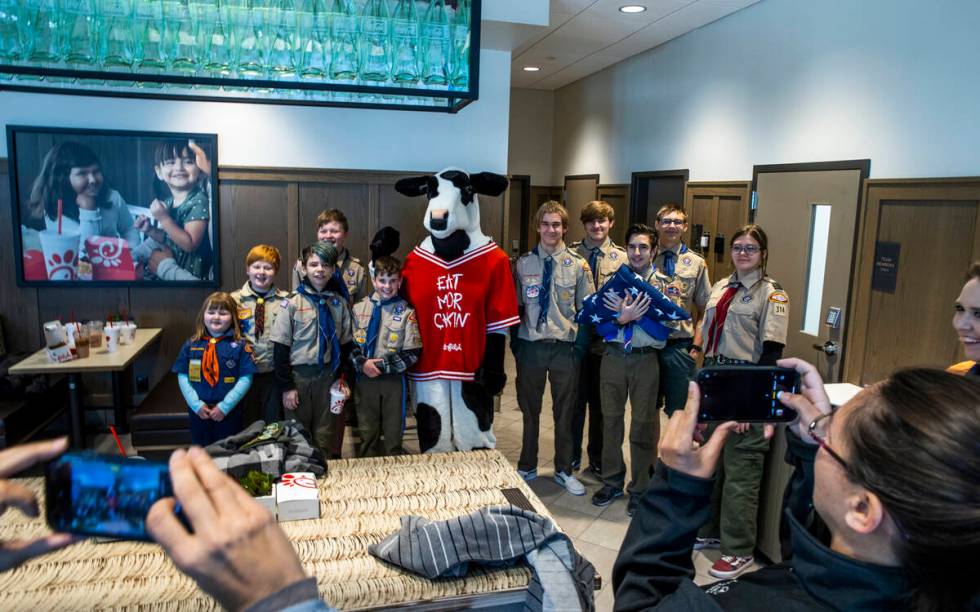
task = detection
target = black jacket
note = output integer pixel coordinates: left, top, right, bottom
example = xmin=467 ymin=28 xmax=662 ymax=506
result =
xmin=612 ymin=432 xmax=912 ymax=611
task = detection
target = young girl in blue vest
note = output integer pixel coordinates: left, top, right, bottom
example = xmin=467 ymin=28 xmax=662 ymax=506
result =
xmin=173 ymin=292 xmax=257 ymax=445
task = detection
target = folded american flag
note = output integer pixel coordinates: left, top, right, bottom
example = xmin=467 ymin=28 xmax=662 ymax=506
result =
xmin=576 ymin=263 xmax=690 ymax=343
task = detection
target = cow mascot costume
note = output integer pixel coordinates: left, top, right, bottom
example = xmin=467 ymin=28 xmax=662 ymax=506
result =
xmin=388 ymin=168 xmax=519 ymax=452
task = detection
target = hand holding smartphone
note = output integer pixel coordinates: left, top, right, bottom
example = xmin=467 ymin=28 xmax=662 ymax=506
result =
xmin=696 ymin=366 xmax=800 ymax=423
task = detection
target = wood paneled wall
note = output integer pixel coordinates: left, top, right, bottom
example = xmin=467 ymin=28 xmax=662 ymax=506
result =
xmin=0 ymin=162 xmax=504 ymax=403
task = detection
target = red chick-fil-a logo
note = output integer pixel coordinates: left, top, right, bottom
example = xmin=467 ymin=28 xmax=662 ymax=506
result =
xmin=279 ymin=474 xmax=317 ymax=488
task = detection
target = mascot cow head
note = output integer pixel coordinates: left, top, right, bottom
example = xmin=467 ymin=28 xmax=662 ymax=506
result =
xmin=395 ymin=168 xmax=508 ymax=260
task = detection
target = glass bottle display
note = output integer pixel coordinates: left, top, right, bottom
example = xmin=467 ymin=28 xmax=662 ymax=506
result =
xmin=167 ymin=0 xmax=200 ymax=73
xmin=450 ymin=0 xmax=470 ymax=88
xmin=136 ymin=0 xmax=167 ymax=73
xmin=390 ymin=0 xmax=419 ymax=83
xmin=328 ymin=0 xmax=357 ymax=80
xmin=101 ymin=0 xmax=135 ymax=68
xmin=203 ymin=0 xmax=234 ymax=75
xmin=235 ymin=0 xmax=267 ymax=77
xmin=267 ymin=0 xmax=296 ymax=78
xmin=298 ymin=0 xmax=329 ymax=79
xmin=358 ymin=0 xmax=389 ymax=83
xmin=64 ymin=0 xmax=97 ymax=66
xmin=0 ymin=0 xmax=24 ymax=63
xmin=26 ymin=0 xmax=65 ymax=64
xmin=421 ymin=0 xmax=449 ymax=85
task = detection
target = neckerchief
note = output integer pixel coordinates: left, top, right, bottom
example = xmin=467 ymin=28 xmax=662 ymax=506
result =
xmin=201 ymin=334 xmax=225 ymax=387
xmin=705 ymin=281 xmax=740 ymax=355
xmin=534 ymin=246 xmax=554 ymax=330
xmin=657 ymin=243 xmax=688 ymax=277
xmin=366 ymin=296 xmax=401 ymax=359
xmin=250 ymin=285 xmax=270 ymax=338
xmin=588 ymin=247 xmax=600 ymax=287
xmin=296 ymin=281 xmax=341 ymax=373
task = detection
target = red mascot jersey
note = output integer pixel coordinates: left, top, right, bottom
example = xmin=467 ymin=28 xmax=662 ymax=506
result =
xmin=402 ymin=240 xmax=519 ymax=381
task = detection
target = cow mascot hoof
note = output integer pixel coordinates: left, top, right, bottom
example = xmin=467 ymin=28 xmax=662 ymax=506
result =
xmin=393 ymin=169 xmax=519 ymax=453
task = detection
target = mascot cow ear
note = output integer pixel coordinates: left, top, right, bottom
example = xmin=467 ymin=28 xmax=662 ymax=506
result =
xmin=370 ymin=226 xmax=400 ymax=261
xmin=395 ymin=175 xmax=439 ymax=198
xmin=470 ymin=172 xmax=509 ymax=197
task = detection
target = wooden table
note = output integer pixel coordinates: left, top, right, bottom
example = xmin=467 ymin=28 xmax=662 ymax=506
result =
xmin=9 ymin=328 xmax=162 ymax=447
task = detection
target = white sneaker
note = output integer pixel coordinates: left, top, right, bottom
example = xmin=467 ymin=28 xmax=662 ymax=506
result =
xmin=517 ymin=468 xmax=537 ymax=482
xmin=554 ymin=471 xmax=586 ymax=496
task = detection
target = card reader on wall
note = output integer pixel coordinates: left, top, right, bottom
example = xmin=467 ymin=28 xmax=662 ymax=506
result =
xmin=825 ymin=307 xmax=841 ymax=328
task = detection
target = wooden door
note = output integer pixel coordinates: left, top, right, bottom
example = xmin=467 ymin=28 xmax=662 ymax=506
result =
xmin=629 ymin=170 xmax=688 ymax=227
xmin=597 ymin=183 xmax=630 ymax=246
xmin=564 ymin=174 xmax=600 ymax=245
xmin=683 ymin=182 xmax=751 ymax=282
xmin=505 ymin=175 xmax=530 ymax=256
xmin=845 ymin=179 xmax=980 ymax=385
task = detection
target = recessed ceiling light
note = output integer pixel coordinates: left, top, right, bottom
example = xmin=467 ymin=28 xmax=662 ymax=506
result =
xmin=523 ymin=66 xmax=540 ymax=72
xmin=619 ymin=4 xmax=647 ymax=13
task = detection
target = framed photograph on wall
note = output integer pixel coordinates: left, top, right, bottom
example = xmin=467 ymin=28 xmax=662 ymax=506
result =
xmin=6 ymin=125 xmax=220 ymax=287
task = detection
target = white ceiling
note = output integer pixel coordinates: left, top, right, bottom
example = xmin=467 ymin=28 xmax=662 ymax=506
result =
xmin=511 ymin=0 xmax=761 ymax=90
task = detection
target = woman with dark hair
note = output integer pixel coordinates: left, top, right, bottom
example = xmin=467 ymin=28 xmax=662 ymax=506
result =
xmin=950 ymin=262 xmax=980 ymax=377
xmin=694 ymin=224 xmax=790 ymax=578
xmin=613 ymin=359 xmax=980 ymax=611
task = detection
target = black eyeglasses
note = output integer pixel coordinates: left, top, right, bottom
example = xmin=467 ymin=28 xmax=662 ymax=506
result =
xmin=659 ymin=218 xmax=685 ymax=226
xmin=731 ymin=245 xmax=761 ymax=254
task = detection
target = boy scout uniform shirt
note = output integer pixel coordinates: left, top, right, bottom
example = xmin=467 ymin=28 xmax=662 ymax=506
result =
xmin=172 ymin=335 xmax=258 ymax=405
xmin=653 ymin=245 xmax=711 ymax=339
xmin=231 ymin=282 xmax=290 ymax=373
xmin=700 ymin=268 xmax=789 ymax=363
xmin=515 ymin=244 xmax=596 ymax=342
xmin=351 ymin=295 xmax=423 ymax=356
xmin=269 ymin=288 xmax=354 ymax=367
xmin=291 ymin=249 xmax=369 ymax=305
xmin=607 ymin=265 xmax=668 ymax=349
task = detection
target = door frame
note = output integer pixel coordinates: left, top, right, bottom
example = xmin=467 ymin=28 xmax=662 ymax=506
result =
xmin=505 ymin=174 xmax=531 ymax=255
xmin=751 ymin=159 xmax=871 ymax=375
xmin=844 ymin=177 xmax=980 ymax=383
xmin=629 ymin=169 xmax=689 ymax=226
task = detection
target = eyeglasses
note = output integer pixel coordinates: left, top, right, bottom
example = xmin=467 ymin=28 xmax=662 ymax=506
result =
xmin=808 ymin=412 xmax=850 ymax=471
xmin=659 ymin=218 xmax=685 ymax=226
xmin=731 ymin=245 xmax=761 ymax=255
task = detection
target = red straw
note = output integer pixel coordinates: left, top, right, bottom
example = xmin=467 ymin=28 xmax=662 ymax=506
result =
xmin=109 ymin=426 xmax=127 ymax=458
xmin=57 ymin=199 xmax=63 ymax=234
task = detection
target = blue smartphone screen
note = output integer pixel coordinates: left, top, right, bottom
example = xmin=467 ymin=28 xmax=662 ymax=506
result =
xmin=45 ymin=452 xmax=173 ymax=541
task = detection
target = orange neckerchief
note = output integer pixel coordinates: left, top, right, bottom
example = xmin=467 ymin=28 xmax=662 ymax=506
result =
xmin=201 ymin=335 xmax=225 ymax=387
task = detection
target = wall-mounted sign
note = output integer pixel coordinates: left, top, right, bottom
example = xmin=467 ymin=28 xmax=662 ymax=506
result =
xmin=872 ymin=241 xmax=900 ymax=293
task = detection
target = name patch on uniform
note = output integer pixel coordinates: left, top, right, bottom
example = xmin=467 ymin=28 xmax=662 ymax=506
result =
xmin=562 ymin=257 xmax=573 ymax=267
xmin=237 ymin=307 xmax=251 ymax=320
xmin=392 ymin=315 xmax=402 ymax=321
xmin=353 ymin=329 xmax=367 ymax=345
xmin=741 ymin=295 xmax=754 ymax=303
xmin=526 ymin=285 xmax=541 ymax=299
xmin=223 ymin=376 xmax=236 ymax=383
xmin=769 ymin=291 xmax=789 ymax=303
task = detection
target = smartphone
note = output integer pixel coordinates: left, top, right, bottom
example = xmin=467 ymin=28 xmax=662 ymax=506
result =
xmin=696 ymin=366 xmax=800 ymax=423
xmin=45 ymin=452 xmax=174 ymax=541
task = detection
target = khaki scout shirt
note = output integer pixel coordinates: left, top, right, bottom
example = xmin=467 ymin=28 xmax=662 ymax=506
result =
xmin=653 ymin=244 xmax=711 ymax=339
xmin=515 ymin=244 xmax=596 ymax=343
xmin=291 ymin=248 xmax=369 ymax=305
xmin=269 ymin=287 xmax=353 ymax=367
xmin=572 ymin=237 xmax=627 ymax=353
xmin=231 ymin=282 xmax=290 ymax=373
xmin=351 ymin=295 xmax=423 ymax=356
xmin=606 ymin=265 xmax=667 ymax=350
xmin=699 ymin=268 xmax=789 ymax=363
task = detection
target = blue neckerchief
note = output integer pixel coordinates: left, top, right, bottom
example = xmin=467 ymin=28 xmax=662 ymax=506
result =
xmin=365 ymin=295 xmax=401 ymax=359
xmin=656 ymin=242 xmax=688 ymax=277
xmin=588 ymin=246 xmax=600 ymax=287
xmin=296 ymin=281 xmax=341 ymax=373
xmin=576 ymin=264 xmax=690 ymax=344
xmin=533 ymin=246 xmax=553 ymax=330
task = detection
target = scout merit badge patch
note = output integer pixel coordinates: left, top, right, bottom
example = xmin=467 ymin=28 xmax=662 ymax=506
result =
xmin=188 ymin=359 xmax=202 ymax=382
xmin=354 ymin=329 xmax=367 ymax=345
xmin=526 ymin=285 xmax=541 ymax=299
xmin=238 ymin=307 xmax=251 ymax=320
xmin=769 ymin=290 xmax=789 ymax=315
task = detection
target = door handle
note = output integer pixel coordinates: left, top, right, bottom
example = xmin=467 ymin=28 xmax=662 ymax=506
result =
xmin=812 ymin=340 xmax=840 ymax=356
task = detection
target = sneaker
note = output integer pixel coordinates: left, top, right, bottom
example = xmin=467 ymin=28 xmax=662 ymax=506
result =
xmin=517 ymin=468 xmax=537 ymax=482
xmin=709 ymin=555 xmax=754 ymax=579
xmin=591 ymin=485 xmax=624 ymax=507
xmin=554 ymin=472 xmax=586 ymax=496
xmin=571 ymin=458 xmax=582 ymax=471
xmin=694 ymin=537 xmax=721 ymax=550
xmin=626 ymin=494 xmax=639 ymax=517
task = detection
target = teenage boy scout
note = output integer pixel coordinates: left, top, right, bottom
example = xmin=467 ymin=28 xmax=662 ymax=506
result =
xmin=591 ymin=223 xmax=664 ymax=517
xmin=513 ymin=201 xmax=596 ymax=496
xmin=291 ymin=208 xmax=369 ymax=305
xmin=652 ymin=204 xmax=711 ymax=416
xmin=570 ymin=200 xmax=627 ymax=477
xmin=232 ymin=245 xmax=290 ymax=427
xmin=271 ymin=242 xmax=354 ymax=459
xmin=350 ymin=256 xmax=422 ymax=457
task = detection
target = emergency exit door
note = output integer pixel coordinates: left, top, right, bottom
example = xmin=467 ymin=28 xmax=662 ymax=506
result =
xmin=683 ymin=182 xmax=751 ymax=282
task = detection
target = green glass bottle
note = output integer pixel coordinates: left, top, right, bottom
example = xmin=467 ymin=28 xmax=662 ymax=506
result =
xmin=298 ymin=0 xmax=328 ymax=79
xmin=358 ymin=0 xmax=389 ymax=83
xmin=390 ymin=0 xmax=418 ymax=83
xmin=26 ymin=0 xmax=65 ymax=64
xmin=327 ymin=0 xmax=357 ymax=81
xmin=168 ymin=0 xmax=200 ymax=73
xmin=100 ymin=0 xmax=134 ymax=68
xmin=267 ymin=0 xmax=296 ymax=78
xmin=64 ymin=0 xmax=96 ymax=66
xmin=136 ymin=0 xmax=167 ymax=73
xmin=421 ymin=0 xmax=449 ymax=85
xmin=204 ymin=0 xmax=234 ymax=75
xmin=235 ymin=0 xmax=267 ymax=77
xmin=0 ymin=0 xmax=25 ymax=62
xmin=450 ymin=0 xmax=470 ymax=88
